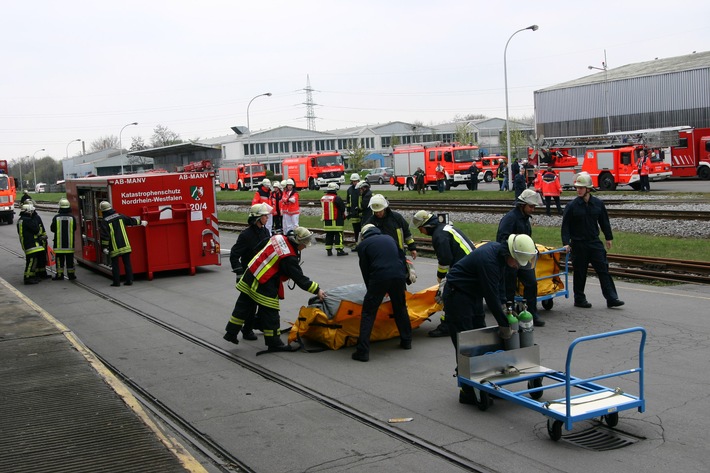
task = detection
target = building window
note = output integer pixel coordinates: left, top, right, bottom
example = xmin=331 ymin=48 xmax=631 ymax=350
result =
xmin=381 ymin=136 xmax=391 ymax=148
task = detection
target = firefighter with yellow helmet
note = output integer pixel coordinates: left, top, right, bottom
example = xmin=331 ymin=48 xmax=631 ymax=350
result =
xmin=364 ymin=194 xmax=417 ymax=259
xmin=50 ymin=198 xmax=77 ymax=280
xmin=224 ymin=227 xmax=325 ymax=352
xmin=561 ymin=173 xmax=624 ymax=309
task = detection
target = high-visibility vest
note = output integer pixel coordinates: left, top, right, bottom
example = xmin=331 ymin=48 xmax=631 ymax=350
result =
xmin=247 ymin=234 xmax=297 ymax=284
xmin=320 ymin=194 xmax=339 ymax=221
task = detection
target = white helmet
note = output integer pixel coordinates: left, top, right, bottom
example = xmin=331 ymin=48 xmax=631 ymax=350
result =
xmin=350 ymin=173 xmax=361 ymax=182
xmin=355 ymin=181 xmax=370 ymax=189
xmin=261 ymin=178 xmax=271 ymax=188
xmin=21 ymin=203 xmax=34 ymax=213
xmin=289 ymin=226 xmax=315 ymax=247
xmin=326 ymin=182 xmax=339 ymax=191
xmin=368 ymin=194 xmax=388 ymax=212
xmin=517 ymin=189 xmax=543 ymax=206
xmin=99 ymin=201 xmax=112 ymax=212
xmin=59 ymin=198 xmax=70 ymax=209
xmin=360 ymin=223 xmax=377 ymax=237
xmin=281 ymin=179 xmax=288 ymax=188
xmin=272 ymin=181 xmax=282 ymax=189
xmin=573 ymin=173 xmax=593 ymax=189
xmin=412 ymin=210 xmax=435 ymax=228
xmin=285 ymin=179 xmax=295 ymax=187
xmin=507 ymin=234 xmax=538 ymax=269
xmin=249 ymin=203 xmax=272 ymax=217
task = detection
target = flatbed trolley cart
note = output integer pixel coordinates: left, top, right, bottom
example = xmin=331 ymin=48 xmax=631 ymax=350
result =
xmin=457 ymin=326 xmax=646 ymax=441
xmin=515 ymin=246 xmax=569 ymax=311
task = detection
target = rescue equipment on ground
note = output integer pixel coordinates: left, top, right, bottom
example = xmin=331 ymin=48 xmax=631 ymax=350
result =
xmin=514 ymin=245 xmax=569 ymax=311
xmin=288 ymin=284 xmax=440 ymax=350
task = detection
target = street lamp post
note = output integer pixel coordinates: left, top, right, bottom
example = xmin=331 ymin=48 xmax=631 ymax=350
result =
xmin=246 ymin=93 xmax=272 ymax=188
xmin=65 ymin=138 xmax=81 ymax=160
xmin=588 ymin=50 xmax=611 ymax=133
xmin=119 ymin=122 xmax=138 ymax=175
xmin=504 ymin=24 xmax=538 ymax=191
xmin=32 ymin=148 xmax=45 ymax=190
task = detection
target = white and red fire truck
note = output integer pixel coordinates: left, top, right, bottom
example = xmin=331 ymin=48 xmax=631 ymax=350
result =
xmin=218 ymin=163 xmax=266 ymax=191
xmin=66 ymin=171 xmax=220 ymax=280
xmin=282 ymin=151 xmax=345 ymax=190
xmin=0 ymin=160 xmax=16 ymax=224
xmin=392 ymin=142 xmax=479 ymax=190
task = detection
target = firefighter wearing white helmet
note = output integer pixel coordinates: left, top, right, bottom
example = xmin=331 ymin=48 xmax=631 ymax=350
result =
xmin=355 ymin=180 xmax=372 ymax=225
xmin=51 ymin=197 xmax=78 ymax=280
xmin=346 ymin=174 xmax=363 ymax=241
xmin=252 ymin=179 xmax=273 ymax=236
xmin=365 ymin=194 xmax=417 ymax=260
xmin=98 ymin=201 xmax=145 ymax=287
xmin=281 ymin=178 xmax=300 ymax=234
xmin=270 ymin=181 xmax=283 ymax=234
xmin=497 ymin=189 xmax=546 ymax=326
xmin=224 ymin=227 xmax=324 ymax=352
xmin=17 ymin=203 xmax=44 ymax=284
xmin=562 ymin=173 xmax=624 ymax=309
xmin=321 ymin=181 xmax=348 ymax=256
xmin=412 ymin=209 xmax=475 ymax=337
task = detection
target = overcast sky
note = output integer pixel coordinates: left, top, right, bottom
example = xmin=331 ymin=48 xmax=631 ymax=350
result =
xmin=2 ymin=0 xmax=709 ymax=161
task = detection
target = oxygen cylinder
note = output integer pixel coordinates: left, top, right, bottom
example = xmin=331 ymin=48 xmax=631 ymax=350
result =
xmin=517 ymin=304 xmax=534 ymax=348
xmin=503 ymin=302 xmax=520 ymax=350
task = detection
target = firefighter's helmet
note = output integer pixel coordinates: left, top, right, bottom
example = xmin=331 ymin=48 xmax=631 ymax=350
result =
xmin=573 ymin=173 xmax=593 ymax=189
xmin=289 ymin=226 xmax=314 ymax=247
xmin=326 ymin=182 xmax=339 ymax=191
xmin=498 ymin=158 xmax=504 ymax=163
xmin=272 ymin=181 xmax=282 ymax=189
xmin=412 ymin=210 xmax=436 ymax=228
xmin=368 ymin=194 xmax=388 ymax=212
xmin=249 ymin=203 xmax=272 ymax=217
xmin=21 ymin=203 xmax=34 ymax=213
xmin=360 ymin=223 xmax=377 ymax=237
xmin=507 ymin=234 xmax=538 ymax=269
xmin=99 ymin=201 xmax=112 ymax=212
xmin=261 ymin=178 xmax=271 ymax=188
xmin=517 ymin=189 xmax=543 ymax=207
xmin=350 ymin=173 xmax=361 ymax=182
xmin=281 ymin=180 xmax=288 ymax=188
xmin=59 ymin=198 xmax=70 ymax=209
xmin=285 ymin=179 xmax=295 ymax=187
xmin=355 ymin=180 xmax=370 ymax=189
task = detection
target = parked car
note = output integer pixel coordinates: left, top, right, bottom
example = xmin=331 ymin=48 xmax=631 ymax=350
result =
xmin=365 ymin=167 xmax=394 ymax=184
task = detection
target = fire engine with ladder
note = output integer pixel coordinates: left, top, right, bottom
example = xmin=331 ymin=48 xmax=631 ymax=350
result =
xmin=527 ymin=127 xmax=687 ymax=191
xmin=392 ymin=142 xmax=480 ymax=190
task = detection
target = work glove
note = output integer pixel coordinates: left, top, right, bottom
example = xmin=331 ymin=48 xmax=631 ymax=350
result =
xmin=102 ymin=248 xmax=109 ymax=255
xmin=288 ymin=197 xmax=295 ymax=203
xmin=141 ymin=220 xmax=148 ymax=227
xmin=435 ymin=277 xmax=446 ymax=304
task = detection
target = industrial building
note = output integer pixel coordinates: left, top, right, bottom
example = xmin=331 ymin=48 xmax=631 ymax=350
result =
xmin=534 ymin=51 xmax=710 ymax=137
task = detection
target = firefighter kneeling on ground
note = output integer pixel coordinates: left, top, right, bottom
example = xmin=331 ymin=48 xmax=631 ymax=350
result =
xmin=223 ymin=227 xmax=325 ymax=352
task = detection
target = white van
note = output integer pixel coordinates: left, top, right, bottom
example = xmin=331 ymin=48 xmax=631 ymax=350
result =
xmin=35 ymin=183 xmax=47 ymax=193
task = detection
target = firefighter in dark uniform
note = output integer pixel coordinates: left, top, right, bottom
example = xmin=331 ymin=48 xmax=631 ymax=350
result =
xmin=223 ymin=227 xmax=325 ymax=351
xmin=352 ymin=224 xmax=412 ymax=362
xmin=29 ymin=201 xmax=50 ymax=279
xmin=412 ymin=210 xmax=474 ymax=337
xmin=496 ymin=189 xmax=546 ymax=326
xmin=363 ymin=194 xmax=417 ymax=260
xmin=20 ymin=190 xmax=32 ymax=204
xmin=50 ymin=198 xmax=77 ymax=280
xmin=99 ymin=200 xmax=145 ymax=287
xmin=356 ymin=180 xmax=372 ymax=225
xmin=321 ymin=182 xmax=348 ymax=256
xmin=346 ymin=173 xmax=362 ymax=243
xmin=228 ymin=203 xmax=272 ymax=342
xmin=562 ymin=173 xmax=625 ymax=309
xmin=17 ymin=203 xmax=44 ymax=285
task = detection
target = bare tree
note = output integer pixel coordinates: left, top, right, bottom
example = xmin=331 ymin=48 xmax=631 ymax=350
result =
xmin=129 ymin=136 xmax=148 ymax=151
xmin=151 ymin=124 xmax=182 ymax=147
xmin=90 ymin=135 xmax=119 ymax=152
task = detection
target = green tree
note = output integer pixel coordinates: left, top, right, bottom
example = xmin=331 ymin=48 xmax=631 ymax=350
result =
xmin=345 ymin=143 xmax=368 ymax=171
xmin=499 ymin=124 xmax=526 ymax=159
xmin=454 ymin=122 xmax=476 ymax=145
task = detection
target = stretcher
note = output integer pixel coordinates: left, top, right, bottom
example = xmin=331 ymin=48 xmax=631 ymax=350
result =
xmin=515 ymin=246 xmax=569 ymax=311
xmin=456 ymin=326 xmax=646 ymax=441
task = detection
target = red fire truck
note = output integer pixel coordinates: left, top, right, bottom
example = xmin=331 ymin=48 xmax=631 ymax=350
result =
xmin=392 ymin=142 xmax=479 ymax=190
xmin=475 ymin=155 xmax=508 ymax=183
xmin=668 ymin=127 xmax=710 ymax=179
xmin=66 ymin=171 xmax=220 ymax=280
xmin=180 ymin=160 xmax=214 ymax=173
xmin=282 ymin=151 xmax=345 ymax=190
xmin=218 ymin=163 xmax=266 ymax=191
xmin=0 ymin=160 xmax=16 ymax=224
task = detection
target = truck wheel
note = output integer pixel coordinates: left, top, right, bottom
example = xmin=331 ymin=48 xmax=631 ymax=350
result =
xmin=598 ymin=173 xmax=616 ymax=191
xmin=406 ymin=178 xmax=415 ymax=191
xmin=484 ymin=171 xmax=493 ymax=183
xmin=698 ymin=166 xmax=710 ymax=180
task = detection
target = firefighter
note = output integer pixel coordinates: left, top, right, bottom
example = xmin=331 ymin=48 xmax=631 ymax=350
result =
xmin=20 ymin=189 xmax=32 ymax=204
xmin=346 ymin=173 xmax=362 ymax=243
xmin=364 ymin=194 xmax=417 ymax=260
xmin=223 ymin=227 xmax=325 ymax=352
xmin=17 ymin=203 xmax=43 ymax=285
xmin=252 ymin=178 xmax=273 ymax=235
xmin=496 ymin=159 xmax=508 ymax=191
xmin=99 ymin=201 xmax=146 ymax=287
xmin=540 ymin=165 xmax=563 ymax=216
xmin=352 ymin=224 xmax=412 ymax=362
xmin=412 ymin=210 xmax=475 ymax=338
xmin=28 ymin=200 xmax=50 ymax=279
xmin=270 ymin=180 xmax=283 ymax=234
xmin=414 ymin=167 xmax=426 ymax=194
xmin=50 ymin=198 xmax=77 ymax=280
xmin=638 ymin=149 xmax=651 ymax=192
xmin=321 ymin=182 xmax=348 ymax=256
xmin=562 ymin=173 xmax=625 ymax=309
xmin=281 ymin=179 xmax=300 ymax=235
xmin=435 ymin=163 xmax=447 ymax=193
xmin=496 ymin=189 xmax=546 ymax=327
xmin=356 ymin=180 xmax=372 ymax=225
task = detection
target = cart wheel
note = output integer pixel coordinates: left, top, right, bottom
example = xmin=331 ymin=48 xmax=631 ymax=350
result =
xmin=528 ymin=378 xmax=544 ymax=400
xmin=547 ymin=419 xmax=563 ymax=441
xmin=542 ymin=299 xmax=554 ymax=310
xmin=476 ymin=390 xmax=492 ymax=411
xmin=604 ymin=412 xmax=619 ymax=427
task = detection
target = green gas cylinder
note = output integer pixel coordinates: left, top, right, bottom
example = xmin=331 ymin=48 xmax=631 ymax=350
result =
xmin=517 ymin=305 xmax=534 ymax=348
xmin=504 ymin=302 xmax=520 ymax=350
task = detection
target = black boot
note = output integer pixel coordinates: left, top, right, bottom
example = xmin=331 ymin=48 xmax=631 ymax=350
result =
xmin=428 ymin=323 xmax=450 ymax=338
xmin=223 ymin=332 xmax=239 ymax=344
xmin=326 ymin=249 xmax=333 ymax=256
xmin=336 ymin=249 xmax=348 ymax=256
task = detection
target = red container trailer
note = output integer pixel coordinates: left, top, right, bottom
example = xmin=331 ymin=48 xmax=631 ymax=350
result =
xmin=66 ymin=172 xmax=221 ymax=280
